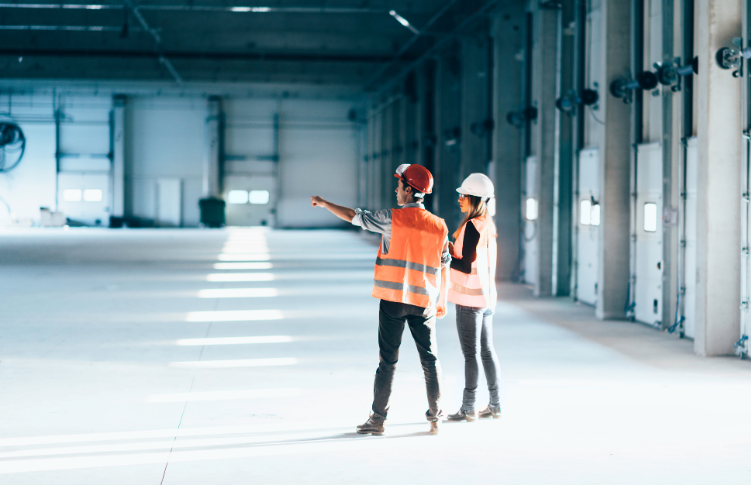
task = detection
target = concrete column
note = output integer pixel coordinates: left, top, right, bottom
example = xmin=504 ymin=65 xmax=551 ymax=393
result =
xmin=203 ymin=96 xmax=222 ymax=198
xmin=418 ymin=61 xmax=439 ymax=213
xmin=461 ymin=35 xmax=491 ymax=178
xmin=530 ymin=3 xmax=558 ymax=296
xmin=596 ymin=0 xmax=632 ymax=319
xmin=111 ymin=95 xmax=126 ymax=218
xmin=435 ymin=47 xmax=463 ymax=228
xmin=382 ymin=100 xmax=394 ymax=208
xmin=695 ymin=0 xmax=742 ymax=355
xmin=403 ymin=72 xmax=419 ymax=167
xmin=491 ymin=5 xmax=524 ymax=281
xmin=552 ymin=1 xmax=574 ymax=296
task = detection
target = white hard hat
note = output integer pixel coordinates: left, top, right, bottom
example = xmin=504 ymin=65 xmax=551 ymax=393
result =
xmin=456 ymin=173 xmax=494 ymax=199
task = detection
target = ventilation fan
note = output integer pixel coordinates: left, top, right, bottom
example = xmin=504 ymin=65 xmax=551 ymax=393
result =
xmin=0 ymin=122 xmax=26 ymax=173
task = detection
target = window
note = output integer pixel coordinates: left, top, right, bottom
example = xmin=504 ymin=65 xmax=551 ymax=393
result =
xmin=249 ymin=190 xmax=270 ymax=205
xmin=580 ymin=199 xmax=600 ymax=226
xmin=227 ymin=190 xmax=249 ymax=204
xmin=590 ymin=203 xmax=601 ymax=226
xmin=644 ymin=203 xmax=657 ymax=232
xmin=83 ymin=189 xmax=103 ymax=202
xmin=63 ymin=189 xmax=82 ymax=202
xmin=525 ymin=197 xmax=538 ymax=221
xmin=580 ymin=199 xmax=591 ymax=225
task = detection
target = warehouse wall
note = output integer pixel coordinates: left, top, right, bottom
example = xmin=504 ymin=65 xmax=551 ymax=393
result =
xmin=0 ymin=86 xmax=363 ymax=228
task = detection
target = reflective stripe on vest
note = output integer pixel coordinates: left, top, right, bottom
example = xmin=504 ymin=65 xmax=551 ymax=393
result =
xmin=448 ymin=215 xmax=498 ymax=308
xmin=372 ymin=207 xmax=448 ymax=308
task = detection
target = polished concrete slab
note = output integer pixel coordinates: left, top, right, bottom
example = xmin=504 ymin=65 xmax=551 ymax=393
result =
xmin=0 ymin=228 xmax=749 ymax=484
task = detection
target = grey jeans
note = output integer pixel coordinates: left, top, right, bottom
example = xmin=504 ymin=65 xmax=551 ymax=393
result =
xmin=455 ymin=304 xmax=501 ymax=410
xmin=371 ymin=300 xmax=444 ymax=423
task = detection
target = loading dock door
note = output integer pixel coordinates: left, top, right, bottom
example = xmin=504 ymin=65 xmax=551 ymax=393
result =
xmin=522 ymin=156 xmax=538 ymax=286
xmin=577 ymin=148 xmax=600 ymax=306
xmin=634 ymin=143 xmax=663 ymax=326
xmin=57 ymin=172 xmax=110 ymax=226
xmin=224 ymin=169 xmax=277 ymax=227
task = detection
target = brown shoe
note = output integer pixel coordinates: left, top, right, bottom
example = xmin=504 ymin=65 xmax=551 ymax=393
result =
xmin=478 ymin=405 xmax=501 ymax=419
xmin=356 ymin=415 xmax=385 ymax=435
xmin=447 ymin=409 xmax=478 ymax=422
xmin=429 ymin=421 xmax=440 ymax=435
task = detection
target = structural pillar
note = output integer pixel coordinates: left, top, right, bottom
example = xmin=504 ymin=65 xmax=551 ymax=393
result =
xmin=596 ymin=0 xmax=632 ymax=320
xmin=203 ymin=96 xmax=222 ymax=198
xmin=435 ymin=46 xmax=463 ymax=227
xmin=461 ymin=35 xmax=491 ymax=178
xmin=111 ymin=94 xmax=126 ymax=219
xmin=530 ymin=2 xmax=558 ymax=296
xmin=694 ymin=0 xmax=742 ymax=355
xmin=491 ymin=5 xmax=524 ymax=281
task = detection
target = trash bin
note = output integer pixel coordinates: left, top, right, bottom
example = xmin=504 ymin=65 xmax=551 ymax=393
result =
xmin=199 ymin=197 xmax=226 ymax=228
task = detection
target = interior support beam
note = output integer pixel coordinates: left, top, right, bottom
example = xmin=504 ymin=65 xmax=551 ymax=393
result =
xmin=111 ymin=94 xmax=126 ymax=218
xmin=596 ymin=0 xmax=632 ymax=319
xmin=694 ymin=0 xmax=742 ymax=355
xmin=203 ymin=96 xmax=222 ymax=198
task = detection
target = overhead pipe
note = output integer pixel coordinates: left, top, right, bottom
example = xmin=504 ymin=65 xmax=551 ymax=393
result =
xmin=0 ymin=3 xmax=385 ymax=13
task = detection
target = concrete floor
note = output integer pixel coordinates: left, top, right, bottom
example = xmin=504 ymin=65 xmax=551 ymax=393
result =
xmin=0 ymin=228 xmax=749 ymax=484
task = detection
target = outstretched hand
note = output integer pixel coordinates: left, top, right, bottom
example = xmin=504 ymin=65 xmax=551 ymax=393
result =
xmin=436 ymin=305 xmax=447 ymax=319
xmin=310 ymin=196 xmax=326 ymax=208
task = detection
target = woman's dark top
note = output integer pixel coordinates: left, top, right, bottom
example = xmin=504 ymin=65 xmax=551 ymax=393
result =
xmin=450 ymin=220 xmax=480 ymax=275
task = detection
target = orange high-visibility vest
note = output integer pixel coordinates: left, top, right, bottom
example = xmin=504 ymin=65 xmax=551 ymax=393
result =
xmin=372 ymin=207 xmax=448 ymax=309
xmin=448 ymin=215 xmax=498 ymax=308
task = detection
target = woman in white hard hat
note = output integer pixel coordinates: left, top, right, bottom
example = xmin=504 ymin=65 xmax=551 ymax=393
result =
xmin=446 ymin=173 xmax=501 ymax=422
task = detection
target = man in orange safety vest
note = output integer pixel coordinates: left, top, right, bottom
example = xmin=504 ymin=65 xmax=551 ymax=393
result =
xmin=311 ymin=164 xmax=450 ymax=435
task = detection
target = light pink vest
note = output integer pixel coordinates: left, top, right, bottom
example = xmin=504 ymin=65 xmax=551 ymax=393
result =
xmin=448 ymin=215 xmax=498 ymax=308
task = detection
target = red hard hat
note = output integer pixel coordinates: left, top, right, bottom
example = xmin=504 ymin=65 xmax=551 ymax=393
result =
xmin=394 ymin=164 xmax=434 ymax=194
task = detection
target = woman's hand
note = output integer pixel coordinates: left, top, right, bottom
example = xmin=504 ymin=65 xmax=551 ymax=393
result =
xmin=448 ymin=241 xmax=455 ymax=257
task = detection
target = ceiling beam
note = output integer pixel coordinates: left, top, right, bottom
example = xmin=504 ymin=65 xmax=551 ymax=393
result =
xmin=0 ymin=3 xmax=389 ymax=14
xmin=0 ymin=48 xmax=411 ymax=63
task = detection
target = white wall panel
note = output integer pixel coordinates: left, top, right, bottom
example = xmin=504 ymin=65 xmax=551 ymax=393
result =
xmin=127 ymin=97 xmax=205 ymax=227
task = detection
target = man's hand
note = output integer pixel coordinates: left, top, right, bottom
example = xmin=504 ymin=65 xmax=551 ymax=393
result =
xmin=310 ymin=196 xmax=327 ymax=208
xmin=310 ymin=196 xmax=356 ymax=223
xmin=436 ymin=304 xmax=447 ymax=319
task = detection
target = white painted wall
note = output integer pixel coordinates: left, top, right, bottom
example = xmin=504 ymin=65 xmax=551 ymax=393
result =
xmin=0 ymin=88 xmax=363 ymax=229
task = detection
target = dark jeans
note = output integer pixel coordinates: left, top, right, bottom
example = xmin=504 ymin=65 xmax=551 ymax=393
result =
xmin=371 ymin=300 xmax=444 ymax=423
xmin=456 ymin=304 xmax=501 ymax=411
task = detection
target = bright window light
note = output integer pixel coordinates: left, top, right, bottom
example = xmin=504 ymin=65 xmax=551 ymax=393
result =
xmin=230 ymin=6 xmax=252 ymax=12
xmin=580 ymin=199 xmax=591 ymax=225
xmin=83 ymin=189 xmax=103 ymax=202
xmin=146 ymin=388 xmax=301 ymax=403
xmin=227 ymin=190 xmax=249 ymax=204
xmin=644 ymin=203 xmax=658 ymax=232
xmin=197 ymin=288 xmax=279 ymax=298
xmin=525 ymin=198 xmax=538 ymax=221
xmin=590 ymin=203 xmax=601 ymax=226
xmin=176 ymin=336 xmax=292 ymax=346
xmin=218 ymin=253 xmax=271 ymax=261
xmin=213 ymin=262 xmax=273 ymax=270
xmin=206 ymin=273 xmax=274 ymax=282
xmin=63 ymin=189 xmax=82 ymax=202
xmin=249 ymin=190 xmax=270 ymax=205
xmin=251 ymin=6 xmax=272 ymax=12
xmin=169 ymin=358 xmax=297 ymax=368
xmin=185 ymin=309 xmax=284 ymax=322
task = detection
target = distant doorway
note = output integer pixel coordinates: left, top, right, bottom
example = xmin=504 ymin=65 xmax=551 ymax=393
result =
xmin=224 ymin=174 xmax=277 ymax=227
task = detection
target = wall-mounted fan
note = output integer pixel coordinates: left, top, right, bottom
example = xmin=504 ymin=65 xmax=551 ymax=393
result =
xmin=0 ymin=122 xmax=26 ymax=173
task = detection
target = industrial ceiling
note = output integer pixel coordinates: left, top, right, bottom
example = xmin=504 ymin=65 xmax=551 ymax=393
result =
xmin=0 ymin=0 xmax=494 ymax=88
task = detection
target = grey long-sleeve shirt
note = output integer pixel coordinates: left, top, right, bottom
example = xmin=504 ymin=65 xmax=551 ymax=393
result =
xmin=351 ymin=202 xmax=451 ymax=268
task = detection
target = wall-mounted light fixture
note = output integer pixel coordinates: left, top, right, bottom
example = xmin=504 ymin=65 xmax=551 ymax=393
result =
xmin=470 ymin=118 xmax=495 ymax=137
xmin=609 ymin=71 xmax=659 ymax=104
xmin=555 ymin=88 xmax=599 ymax=114
xmin=654 ymin=56 xmax=698 ymax=92
xmin=506 ymin=107 xmax=538 ymax=128
xmin=443 ymin=127 xmax=461 ymax=147
xmin=716 ymin=38 xmax=750 ymax=77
